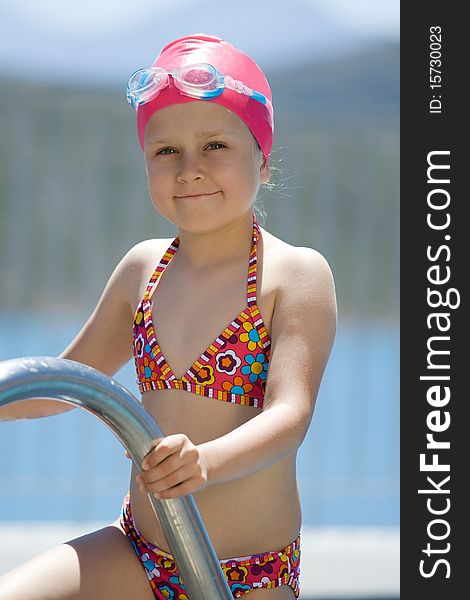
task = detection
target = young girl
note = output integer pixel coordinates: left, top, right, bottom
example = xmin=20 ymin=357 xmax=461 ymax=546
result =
xmin=0 ymin=34 xmax=337 ymax=599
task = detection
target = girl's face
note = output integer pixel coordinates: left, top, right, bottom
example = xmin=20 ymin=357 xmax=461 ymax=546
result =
xmin=143 ymin=101 xmax=269 ymax=231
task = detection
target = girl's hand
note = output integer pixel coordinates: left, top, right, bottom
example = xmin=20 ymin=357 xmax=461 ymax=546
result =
xmin=135 ymin=434 xmax=209 ymax=500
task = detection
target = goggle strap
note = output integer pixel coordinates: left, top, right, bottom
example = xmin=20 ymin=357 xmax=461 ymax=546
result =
xmin=224 ymin=74 xmax=246 ymax=95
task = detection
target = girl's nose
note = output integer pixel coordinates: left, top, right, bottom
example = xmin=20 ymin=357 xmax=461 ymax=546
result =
xmin=176 ymin=153 xmax=205 ymax=183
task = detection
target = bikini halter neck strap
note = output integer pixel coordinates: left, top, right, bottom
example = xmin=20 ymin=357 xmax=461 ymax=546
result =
xmin=145 ymin=211 xmax=260 ymax=304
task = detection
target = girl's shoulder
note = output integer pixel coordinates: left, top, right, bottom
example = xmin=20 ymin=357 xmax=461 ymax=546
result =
xmin=115 ymin=237 xmax=176 ymax=304
xmin=260 ymin=229 xmax=337 ymax=356
xmin=261 ymin=226 xmax=334 ymax=284
xmin=122 ymin=237 xmax=175 ymax=268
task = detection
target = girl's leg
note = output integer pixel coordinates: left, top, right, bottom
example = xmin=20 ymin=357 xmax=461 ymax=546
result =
xmin=0 ymin=523 xmax=155 ymax=600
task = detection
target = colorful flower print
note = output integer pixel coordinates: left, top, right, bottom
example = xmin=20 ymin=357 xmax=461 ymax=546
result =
xmin=223 ymin=563 xmax=249 ymax=583
xmin=134 ymin=333 xmax=145 ymax=359
xmin=194 ymin=364 xmax=215 ymax=386
xmin=250 ymin=555 xmax=276 ymax=576
xmin=239 ymin=321 xmax=263 ymax=351
xmin=141 ymin=552 xmax=160 ymax=578
xmin=139 ymin=356 xmax=158 ymax=381
xmin=222 ymin=376 xmax=254 ymax=396
xmin=168 ymin=575 xmax=187 ymax=593
xmin=241 ymin=353 xmax=268 ymax=383
xmin=157 ymin=583 xmax=178 ymax=599
xmin=215 ymin=349 xmax=241 ymax=375
xmin=135 ymin=310 xmax=144 ymax=326
xmin=277 ymin=557 xmax=291 ymax=579
xmin=231 ymin=583 xmax=252 ymax=596
xmin=161 ymin=558 xmax=177 ymax=573
xmin=218 ymin=332 xmax=238 ymax=350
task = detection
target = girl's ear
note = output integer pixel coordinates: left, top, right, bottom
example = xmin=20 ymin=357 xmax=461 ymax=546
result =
xmin=260 ymin=160 xmax=270 ymax=185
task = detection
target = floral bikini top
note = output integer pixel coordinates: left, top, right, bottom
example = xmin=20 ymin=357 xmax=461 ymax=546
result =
xmin=133 ymin=212 xmax=271 ymax=409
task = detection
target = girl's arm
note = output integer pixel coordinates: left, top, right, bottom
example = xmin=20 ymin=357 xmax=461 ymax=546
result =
xmin=199 ymin=247 xmax=337 ymax=484
xmin=0 ymin=244 xmax=142 ymax=421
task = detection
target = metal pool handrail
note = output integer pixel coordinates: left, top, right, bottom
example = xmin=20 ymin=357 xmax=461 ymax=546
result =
xmin=0 ymin=356 xmax=232 ymax=599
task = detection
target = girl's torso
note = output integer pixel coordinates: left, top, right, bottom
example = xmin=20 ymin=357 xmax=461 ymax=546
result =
xmin=124 ymin=215 xmax=301 ymax=558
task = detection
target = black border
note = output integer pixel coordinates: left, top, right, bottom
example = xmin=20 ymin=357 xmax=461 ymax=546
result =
xmin=401 ymin=4 xmax=466 ymax=598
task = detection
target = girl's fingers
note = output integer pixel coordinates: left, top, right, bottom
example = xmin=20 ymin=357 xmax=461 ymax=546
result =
xmin=137 ymin=434 xmax=206 ymax=498
xmin=155 ymin=479 xmax=198 ymax=500
xmin=136 ymin=454 xmax=208 ymax=498
xmin=142 ymin=452 xmax=192 ymax=484
xmin=142 ymin=435 xmax=187 ymax=469
xmin=146 ymin=464 xmax=200 ymax=495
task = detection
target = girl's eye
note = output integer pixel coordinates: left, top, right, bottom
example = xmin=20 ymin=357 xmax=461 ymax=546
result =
xmin=206 ymin=142 xmax=226 ymax=150
xmin=156 ymin=142 xmax=226 ymax=156
xmin=156 ymin=147 xmax=176 ymax=156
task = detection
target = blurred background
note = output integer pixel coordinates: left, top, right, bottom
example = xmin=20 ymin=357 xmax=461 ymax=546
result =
xmin=0 ymin=1 xmax=399 ymax=597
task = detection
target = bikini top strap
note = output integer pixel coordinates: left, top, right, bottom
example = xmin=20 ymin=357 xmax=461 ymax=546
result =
xmin=246 ymin=211 xmax=259 ymax=307
xmin=145 ymin=235 xmax=180 ymax=302
xmin=144 ymin=212 xmax=258 ymax=305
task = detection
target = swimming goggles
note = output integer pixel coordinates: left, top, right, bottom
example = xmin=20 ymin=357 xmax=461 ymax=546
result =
xmin=126 ymin=62 xmax=273 ymax=121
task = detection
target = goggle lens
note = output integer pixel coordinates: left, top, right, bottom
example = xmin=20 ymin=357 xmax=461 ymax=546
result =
xmin=127 ymin=69 xmax=165 ymax=107
xmin=179 ymin=64 xmax=218 ymax=92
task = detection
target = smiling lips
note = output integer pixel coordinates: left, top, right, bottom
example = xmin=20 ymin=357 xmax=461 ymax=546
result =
xmin=175 ymin=191 xmax=219 ymax=199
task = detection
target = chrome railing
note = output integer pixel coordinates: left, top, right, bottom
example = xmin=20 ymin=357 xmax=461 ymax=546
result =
xmin=0 ymin=356 xmax=232 ymax=599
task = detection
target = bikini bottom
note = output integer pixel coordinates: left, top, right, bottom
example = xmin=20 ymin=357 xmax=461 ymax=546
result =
xmin=119 ymin=493 xmax=301 ymax=599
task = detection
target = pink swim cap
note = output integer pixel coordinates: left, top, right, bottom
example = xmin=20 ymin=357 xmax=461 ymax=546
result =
xmin=136 ymin=33 xmax=274 ymax=166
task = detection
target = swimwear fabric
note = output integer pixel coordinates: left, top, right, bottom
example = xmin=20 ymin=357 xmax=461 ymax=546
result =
xmin=120 ymin=493 xmax=301 ymax=599
xmin=133 ymin=212 xmax=271 ymax=408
